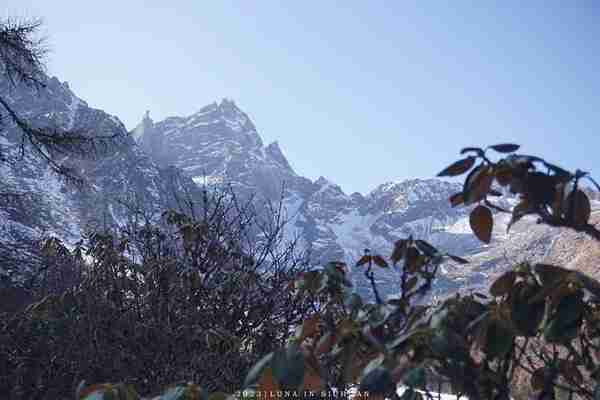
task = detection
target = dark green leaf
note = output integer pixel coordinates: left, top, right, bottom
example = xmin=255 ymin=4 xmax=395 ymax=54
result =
xmin=359 ymin=367 xmax=395 ymax=396
xmin=484 ymin=320 xmax=514 ymax=359
xmin=447 ymin=254 xmax=469 ymax=264
xmin=414 ymin=240 xmax=438 ymax=257
xmin=271 ymin=345 xmax=305 ymax=390
xmin=566 ymin=189 xmax=591 ymax=226
xmin=403 ymin=366 xmax=426 ymax=388
xmin=460 ymin=147 xmax=484 ymax=155
xmin=489 ymin=143 xmax=520 ymax=153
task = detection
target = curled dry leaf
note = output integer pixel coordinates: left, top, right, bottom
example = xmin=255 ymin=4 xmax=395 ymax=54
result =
xmin=469 ymin=205 xmax=493 ymax=244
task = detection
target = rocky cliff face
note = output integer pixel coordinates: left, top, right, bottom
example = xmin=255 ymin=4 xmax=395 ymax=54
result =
xmin=0 ymin=75 xmax=200 ymax=283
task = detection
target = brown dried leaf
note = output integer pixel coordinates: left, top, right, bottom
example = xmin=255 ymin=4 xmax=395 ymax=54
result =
xmin=437 ymin=156 xmax=476 ymax=177
xmin=405 ymin=247 xmax=422 ymax=274
xmin=469 ymin=205 xmax=493 ymax=244
xmin=356 ymin=255 xmax=371 ymax=267
xmin=551 ymin=182 xmax=566 ymax=218
xmin=566 ymin=189 xmax=591 ymax=226
xmin=258 ymin=368 xmax=280 ymax=399
xmin=298 ymin=315 xmax=321 ymax=342
xmin=449 ymin=192 xmax=464 ymax=207
xmin=465 ymin=165 xmax=494 ymax=205
xmin=372 ymin=255 xmax=389 ymax=268
xmin=391 ymin=239 xmax=407 ymax=264
xmin=489 ymin=271 xmax=516 ymax=297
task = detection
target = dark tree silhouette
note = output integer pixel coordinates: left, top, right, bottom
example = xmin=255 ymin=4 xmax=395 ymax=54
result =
xmin=0 ymin=17 xmax=121 ymax=185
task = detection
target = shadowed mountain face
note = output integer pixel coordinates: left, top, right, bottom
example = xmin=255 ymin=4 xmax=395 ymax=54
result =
xmin=0 ymin=76 xmax=200 ymax=283
xmin=2 ymin=75 xmax=598 ymax=299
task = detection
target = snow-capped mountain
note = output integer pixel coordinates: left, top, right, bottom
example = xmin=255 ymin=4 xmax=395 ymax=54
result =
xmin=132 ymin=101 xmax=471 ymax=264
xmin=132 ymin=99 xmax=600 ymax=299
xmin=2 ymin=72 xmax=599 ymax=300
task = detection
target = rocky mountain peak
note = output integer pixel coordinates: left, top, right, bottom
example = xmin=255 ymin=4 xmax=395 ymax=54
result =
xmin=132 ymin=110 xmax=154 ymax=141
xmin=314 ymin=176 xmax=331 ymax=186
xmin=265 ymin=141 xmax=293 ymax=171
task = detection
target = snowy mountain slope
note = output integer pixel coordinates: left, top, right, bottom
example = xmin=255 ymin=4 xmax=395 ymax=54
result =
xmin=3 ymin=73 xmax=598 ymax=300
xmin=134 ymin=99 xmax=600 ymax=300
xmin=0 ymin=75 xmax=201 ymax=283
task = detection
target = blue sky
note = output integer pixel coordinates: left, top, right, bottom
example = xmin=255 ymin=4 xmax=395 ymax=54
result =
xmin=4 ymin=1 xmax=600 ymax=194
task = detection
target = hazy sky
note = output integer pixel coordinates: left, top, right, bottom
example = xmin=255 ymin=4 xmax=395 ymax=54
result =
xmin=4 ymin=2 xmax=600 ymax=194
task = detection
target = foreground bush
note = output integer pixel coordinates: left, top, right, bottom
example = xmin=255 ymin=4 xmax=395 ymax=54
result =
xmin=62 ymin=145 xmax=600 ymax=400
xmin=0 ymin=188 xmax=313 ymax=399
xmin=71 ymin=253 xmax=600 ymax=400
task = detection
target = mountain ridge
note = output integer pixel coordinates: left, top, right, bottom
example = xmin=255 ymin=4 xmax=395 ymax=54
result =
xmin=2 ymin=74 xmax=600 ymax=301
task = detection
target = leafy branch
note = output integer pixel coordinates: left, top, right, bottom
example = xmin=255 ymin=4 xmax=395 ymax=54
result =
xmin=439 ymin=143 xmax=600 ymax=242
